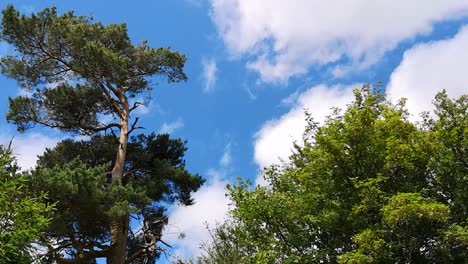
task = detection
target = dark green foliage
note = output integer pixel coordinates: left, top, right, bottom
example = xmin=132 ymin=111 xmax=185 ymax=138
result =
xmin=1 ymin=5 xmax=187 ymax=135
xmin=0 ymin=144 xmax=53 ymax=263
xmin=37 ymin=133 xmax=204 ymax=205
xmin=198 ymin=87 xmax=467 ymax=263
xmin=7 ymin=84 xmax=114 ymax=133
xmin=429 ymin=92 xmax=468 ymax=223
xmin=30 ymin=133 xmax=204 ymax=261
xmin=1 ymin=5 xmax=200 ymax=263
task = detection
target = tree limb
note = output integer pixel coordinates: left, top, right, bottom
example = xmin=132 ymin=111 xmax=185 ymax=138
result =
xmin=128 ymin=117 xmax=144 ymax=135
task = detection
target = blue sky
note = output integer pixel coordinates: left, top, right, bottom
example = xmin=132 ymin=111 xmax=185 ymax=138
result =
xmin=0 ymin=0 xmax=467 ymax=262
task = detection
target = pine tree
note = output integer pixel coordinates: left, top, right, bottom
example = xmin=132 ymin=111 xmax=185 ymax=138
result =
xmin=1 ymin=6 xmax=203 ymax=263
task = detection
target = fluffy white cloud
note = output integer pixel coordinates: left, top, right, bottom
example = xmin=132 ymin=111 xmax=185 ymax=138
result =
xmin=159 ymin=117 xmax=184 ymax=134
xmin=0 ymin=133 xmax=61 ymax=170
xmin=210 ymin=0 xmax=468 ymax=82
xmin=254 ymin=84 xmax=356 ymax=184
xmin=254 ymin=23 xmax=468 ymax=184
xmin=164 ymin=177 xmax=230 ymax=259
xmin=164 ymin=142 xmax=233 ymax=259
xmin=387 ymin=25 xmax=468 ymax=120
xmin=202 ymin=58 xmax=218 ymax=93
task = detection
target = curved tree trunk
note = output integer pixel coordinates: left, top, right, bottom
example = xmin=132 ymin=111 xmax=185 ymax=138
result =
xmin=109 ymin=94 xmax=130 ymax=264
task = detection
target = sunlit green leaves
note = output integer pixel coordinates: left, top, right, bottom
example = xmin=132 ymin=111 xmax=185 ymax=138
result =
xmin=0 ymin=145 xmax=54 ymax=263
xmin=198 ymin=86 xmax=468 ymax=263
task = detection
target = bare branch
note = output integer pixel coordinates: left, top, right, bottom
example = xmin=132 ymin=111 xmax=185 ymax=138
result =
xmin=159 ymin=239 xmax=172 ymax=249
xmin=41 ymin=236 xmax=112 ymax=264
xmin=128 ymin=117 xmax=144 ymax=135
xmin=97 ymin=81 xmax=124 ymax=119
xmin=104 ymin=80 xmax=118 ymax=94
xmin=124 ymin=237 xmax=165 ymax=264
xmin=32 ymin=117 xmax=121 ymax=135
xmin=129 ymin=102 xmax=144 ymax=113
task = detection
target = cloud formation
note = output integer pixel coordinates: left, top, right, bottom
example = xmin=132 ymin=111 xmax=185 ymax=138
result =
xmin=164 ymin=142 xmax=233 ymax=259
xmin=159 ymin=118 xmax=184 ymax=134
xmin=0 ymin=133 xmax=61 ymax=170
xmin=202 ymin=58 xmax=218 ymax=93
xmin=253 ymin=24 xmax=468 ymax=185
xmin=387 ymin=25 xmax=468 ymax=120
xmin=165 ymin=179 xmax=230 ymax=259
xmin=210 ymin=0 xmax=468 ymax=82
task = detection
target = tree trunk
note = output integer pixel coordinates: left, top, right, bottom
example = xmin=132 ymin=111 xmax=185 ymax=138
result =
xmin=109 ymin=99 xmax=130 ymax=264
xmin=109 ymin=216 xmax=129 ymax=264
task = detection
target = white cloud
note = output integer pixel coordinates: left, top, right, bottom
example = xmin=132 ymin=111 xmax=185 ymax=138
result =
xmin=210 ymin=0 xmax=468 ymax=82
xmin=164 ymin=142 xmax=233 ymax=259
xmin=387 ymin=25 xmax=468 ymax=120
xmin=219 ymin=143 xmax=232 ymax=167
xmin=0 ymin=133 xmax=61 ymax=170
xmin=245 ymin=85 xmax=257 ymax=100
xmin=254 ymin=84 xmax=357 ymax=185
xmin=280 ymin=90 xmax=301 ymax=107
xmin=202 ymin=58 xmax=218 ymax=93
xmin=164 ymin=178 xmax=230 ymax=259
xmin=159 ymin=118 xmax=184 ymax=134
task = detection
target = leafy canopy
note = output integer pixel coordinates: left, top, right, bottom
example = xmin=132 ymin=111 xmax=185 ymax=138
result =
xmin=0 ymin=144 xmax=54 ymax=264
xmin=197 ymin=86 xmax=467 ymax=264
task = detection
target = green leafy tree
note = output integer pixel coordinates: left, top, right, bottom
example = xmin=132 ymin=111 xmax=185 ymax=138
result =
xmin=195 ymin=221 xmax=252 ymax=264
xmin=0 ymin=143 xmax=53 ymax=263
xmin=1 ymin=6 xmax=203 ymax=263
xmin=197 ymin=86 xmax=467 ymax=263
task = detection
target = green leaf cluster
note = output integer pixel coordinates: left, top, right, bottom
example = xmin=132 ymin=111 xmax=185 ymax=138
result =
xmin=198 ymin=86 xmax=467 ymax=263
xmin=0 ymin=144 xmax=54 ymax=263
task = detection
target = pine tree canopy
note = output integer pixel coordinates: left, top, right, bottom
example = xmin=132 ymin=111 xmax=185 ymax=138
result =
xmin=1 ymin=5 xmax=202 ymax=263
xmin=28 ymin=133 xmax=204 ymax=263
